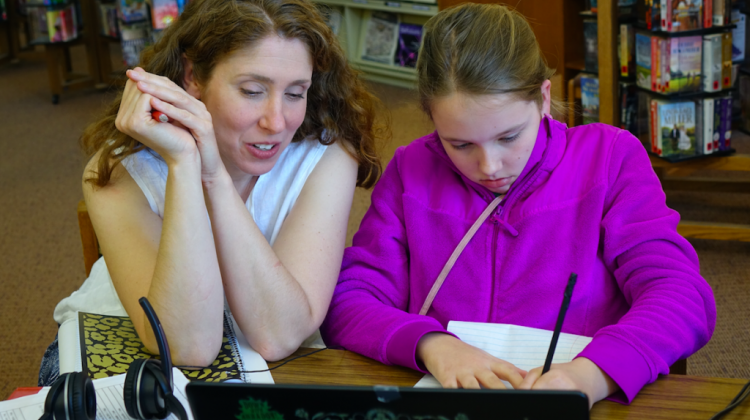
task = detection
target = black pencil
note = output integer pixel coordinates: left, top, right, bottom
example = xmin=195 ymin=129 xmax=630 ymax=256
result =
xmin=542 ymin=273 xmax=578 ymax=374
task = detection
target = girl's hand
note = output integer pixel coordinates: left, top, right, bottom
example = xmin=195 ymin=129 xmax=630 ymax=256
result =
xmin=416 ymin=333 xmax=527 ymax=389
xmin=116 ymin=68 xmax=224 ymax=178
xmin=517 ymin=357 xmax=619 ymax=409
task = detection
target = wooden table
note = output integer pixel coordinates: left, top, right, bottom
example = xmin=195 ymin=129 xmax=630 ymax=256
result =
xmin=270 ymin=349 xmax=750 ymax=420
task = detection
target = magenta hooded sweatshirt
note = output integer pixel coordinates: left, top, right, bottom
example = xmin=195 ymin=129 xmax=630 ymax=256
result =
xmin=320 ymin=116 xmax=715 ymax=404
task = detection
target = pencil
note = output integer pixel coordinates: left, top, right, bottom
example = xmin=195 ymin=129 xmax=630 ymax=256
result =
xmin=152 ymin=111 xmax=170 ymax=123
xmin=542 ymin=273 xmax=578 ymax=374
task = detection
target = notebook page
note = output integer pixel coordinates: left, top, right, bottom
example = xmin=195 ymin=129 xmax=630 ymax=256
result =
xmin=0 ymin=368 xmax=194 ymax=420
xmin=415 ymin=321 xmax=593 ymax=389
xmin=229 ymin=314 xmax=274 ymax=384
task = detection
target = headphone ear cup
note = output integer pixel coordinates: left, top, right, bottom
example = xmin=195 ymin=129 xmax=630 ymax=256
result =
xmin=43 ymin=373 xmax=67 ymax=420
xmin=68 ymin=372 xmax=96 ymax=420
xmin=124 ymin=359 xmax=147 ymax=419
xmin=125 ymin=359 xmax=168 ymax=420
xmin=140 ymin=361 xmax=168 ymax=419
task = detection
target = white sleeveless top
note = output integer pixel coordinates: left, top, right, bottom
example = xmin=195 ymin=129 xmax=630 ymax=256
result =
xmin=53 ymin=140 xmax=328 ymax=346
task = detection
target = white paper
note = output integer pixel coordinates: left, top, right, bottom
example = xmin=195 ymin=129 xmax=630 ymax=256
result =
xmin=229 ymin=315 xmax=274 ymax=384
xmin=58 ymin=317 xmax=83 ymax=374
xmin=415 ymin=321 xmax=593 ymax=389
xmin=0 ymin=369 xmax=193 ymax=420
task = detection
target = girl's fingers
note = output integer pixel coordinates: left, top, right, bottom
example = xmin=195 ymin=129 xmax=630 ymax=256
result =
xmin=457 ymin=374 xmax=481 ymax=390
xmin=517 ymin=367 xmax=542 ymax=390
xmin=476 ymin=370 xmax=507 ymax=389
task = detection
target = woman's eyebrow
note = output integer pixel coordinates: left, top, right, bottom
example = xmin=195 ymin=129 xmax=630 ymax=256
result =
xmin=239 ymin=73 xmax=311 ymax=86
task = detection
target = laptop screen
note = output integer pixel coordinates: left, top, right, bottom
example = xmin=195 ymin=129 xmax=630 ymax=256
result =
xmin=186 ymin=383 xmax=589 ymax=420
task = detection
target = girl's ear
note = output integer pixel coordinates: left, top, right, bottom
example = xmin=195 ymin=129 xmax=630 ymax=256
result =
xmin=183 ymin=55 xmax=201 ymax=99
xmin=540 ymin=79 xmax=552 ymax=117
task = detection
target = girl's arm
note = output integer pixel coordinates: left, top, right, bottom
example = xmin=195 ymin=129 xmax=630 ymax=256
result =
xmin=203 ymin=141 xmax=358 ymax=361
xmin=91 ymin=69 xmax=227 ymax=366
xmin=519 ymin=129 xmax=715 ymax=405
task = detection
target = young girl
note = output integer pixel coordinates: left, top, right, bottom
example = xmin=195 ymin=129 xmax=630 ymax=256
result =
xmin=41 ymin=0 xmax=383 ymax=385
xmin=321 ymin=3 xmax=715 ymax=407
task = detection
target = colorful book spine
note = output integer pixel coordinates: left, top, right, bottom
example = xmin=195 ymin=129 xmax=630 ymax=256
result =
xmin=661 ymin=36 xmax=669 ymax=92
xmin=651 ymin=35 xmax=659 ymax=91
xmin=701 ymin=98 xmax=714 ymax=154
xmin=636 ymin=32 xmax=652 ymax=89
xmin=703 ymin=34 xmax=723 ymax=92
xmin=650 ymin=99 xmax=660 ymax=154
xmin=731 ymin=9 xmax=746 ymax=62
xmin=713 ymin=98 xmax=723 ymax=153
xmin=720 ymin=96 xmax=732 ymax=150
xmin=704 ymin=0 xmax=713 ymax=29
xmin=151 ymin=0 xmax=178 ymax=30
xmin=721 ymin=32 xmax=732 ymax=89
xmin=661 ymin=0 xmax=669 ymax=31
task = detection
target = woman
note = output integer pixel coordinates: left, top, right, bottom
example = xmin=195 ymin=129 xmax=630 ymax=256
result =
xmin=41 ymin=0 xmax=383 ymax=385
xmin=321 ymin=3 xmax=715 ymax=407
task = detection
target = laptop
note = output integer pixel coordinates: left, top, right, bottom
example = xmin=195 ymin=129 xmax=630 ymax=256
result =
xmin=186 ymin=382 xmax=590 ymax=420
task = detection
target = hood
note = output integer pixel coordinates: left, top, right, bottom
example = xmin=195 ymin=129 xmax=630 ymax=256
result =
xmin=424 ymin=115 xmax=566 ymax=205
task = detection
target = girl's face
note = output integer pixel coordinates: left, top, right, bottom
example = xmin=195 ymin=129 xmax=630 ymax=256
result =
xmin=190 ymin=35 xmax=313 ymax=178
xmin=431 ymin=83 xmax=550 ymax=195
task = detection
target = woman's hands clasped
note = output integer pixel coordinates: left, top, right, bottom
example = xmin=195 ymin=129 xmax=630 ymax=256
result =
xmin=115 ymin=68 xmax=225 ymax=179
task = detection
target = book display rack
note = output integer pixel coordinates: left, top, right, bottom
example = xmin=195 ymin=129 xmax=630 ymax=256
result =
xmin=313 ymin=0 xmax=437 ymax=89
xmin=594 ymin=0 xmax=750 ymax=242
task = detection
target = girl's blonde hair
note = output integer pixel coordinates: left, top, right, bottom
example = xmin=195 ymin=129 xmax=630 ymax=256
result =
xmin=417 ymin=3 xmax=561 ymax=116
xmin=82 ymin=0 xmax=384 ymax=188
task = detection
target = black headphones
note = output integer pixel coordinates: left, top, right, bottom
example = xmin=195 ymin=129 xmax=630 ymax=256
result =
xmin=123 ymin=297 xmax=188 ymax=420
xmin=39 ymin=371 xmax=96 ymax=420
xmin=41 ymin=297 xmax=188 ymax=420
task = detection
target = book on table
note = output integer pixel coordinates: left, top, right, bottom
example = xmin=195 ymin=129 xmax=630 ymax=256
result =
xmin=58 ymin=310 xmax=274 ymax=383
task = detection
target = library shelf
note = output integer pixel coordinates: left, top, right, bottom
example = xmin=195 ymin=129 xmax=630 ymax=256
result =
xmin=313 ymin=0 xmax=437 ymax=88
xmin=648 ymin=148 xmax=736 ymax=164
xmin=633 ymin=22 xmax=737 ymax=37
xmin=634 ymin=86 xmax=739 ymax=100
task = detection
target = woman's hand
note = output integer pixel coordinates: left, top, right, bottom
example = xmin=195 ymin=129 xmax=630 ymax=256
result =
xmin=517 ymin=357 xmax=619 ymax=408
xmin=416 ymin=333 xmax=527 ymax=389
xmin=116 ymin=68 xmax=224 ymax=179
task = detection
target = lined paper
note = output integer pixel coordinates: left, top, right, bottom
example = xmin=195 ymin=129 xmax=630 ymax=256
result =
xmin=0 ymin=368 xmax=194 ymax=420
xmin=415 ymin=321 xmax=593 ymax=389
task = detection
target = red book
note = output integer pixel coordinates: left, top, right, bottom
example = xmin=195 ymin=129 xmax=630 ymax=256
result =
xmin=704 ymin=0 xmax=713 ymax=28
xmin=8 ymin=387 xmax=43 ymax=400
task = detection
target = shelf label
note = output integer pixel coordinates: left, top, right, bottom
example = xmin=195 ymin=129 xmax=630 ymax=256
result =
xmin=352 ymin=0 xmax=367 ymax=3
xmin=412 ymin=4 xmax=430 ymax=11
xmin=385 ymin=1 xmax=401 ymax=7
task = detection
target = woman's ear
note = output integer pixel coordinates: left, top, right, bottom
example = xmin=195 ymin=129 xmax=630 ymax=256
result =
xmin=540 ymin=79 xmax=552 ymax=117
xmin=183 ymin=55 xmax=201 ymax=99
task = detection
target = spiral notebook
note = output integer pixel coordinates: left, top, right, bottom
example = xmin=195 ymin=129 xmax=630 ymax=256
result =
xmin=58 ymin=310 xmax=273 ymax=384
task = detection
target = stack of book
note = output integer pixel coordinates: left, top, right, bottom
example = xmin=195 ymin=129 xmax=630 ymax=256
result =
xmin=647 ymin=96 xmax=733 ymax=158
xmin=634 ymin=31 xmax=734 ymax=94
xmin=637 ymin=0 xmax=734 ymax=32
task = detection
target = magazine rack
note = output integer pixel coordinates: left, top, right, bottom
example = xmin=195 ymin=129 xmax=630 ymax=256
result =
xmin=313 ymin=0 xmax=438 ymax=89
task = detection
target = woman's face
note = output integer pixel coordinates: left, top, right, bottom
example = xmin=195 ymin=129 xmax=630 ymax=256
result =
xmin=193 ymin=35 xmax=313 ymax=178
xmin=430 ymin=87 xmax=549 ymax=195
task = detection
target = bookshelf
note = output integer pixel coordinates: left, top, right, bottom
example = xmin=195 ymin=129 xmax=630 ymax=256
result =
xmin=313 ymin=0 xmax=437 ymax=89
xmin=595 ymin=0 xmax=750 ymax=242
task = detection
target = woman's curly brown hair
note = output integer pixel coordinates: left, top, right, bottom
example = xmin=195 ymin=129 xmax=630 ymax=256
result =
xmin=82 ymin=0 xmax=385 ymax=188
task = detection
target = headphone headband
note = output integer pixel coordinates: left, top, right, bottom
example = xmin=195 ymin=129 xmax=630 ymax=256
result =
xmin=139 ymin=297 xmax=174 ymax=389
